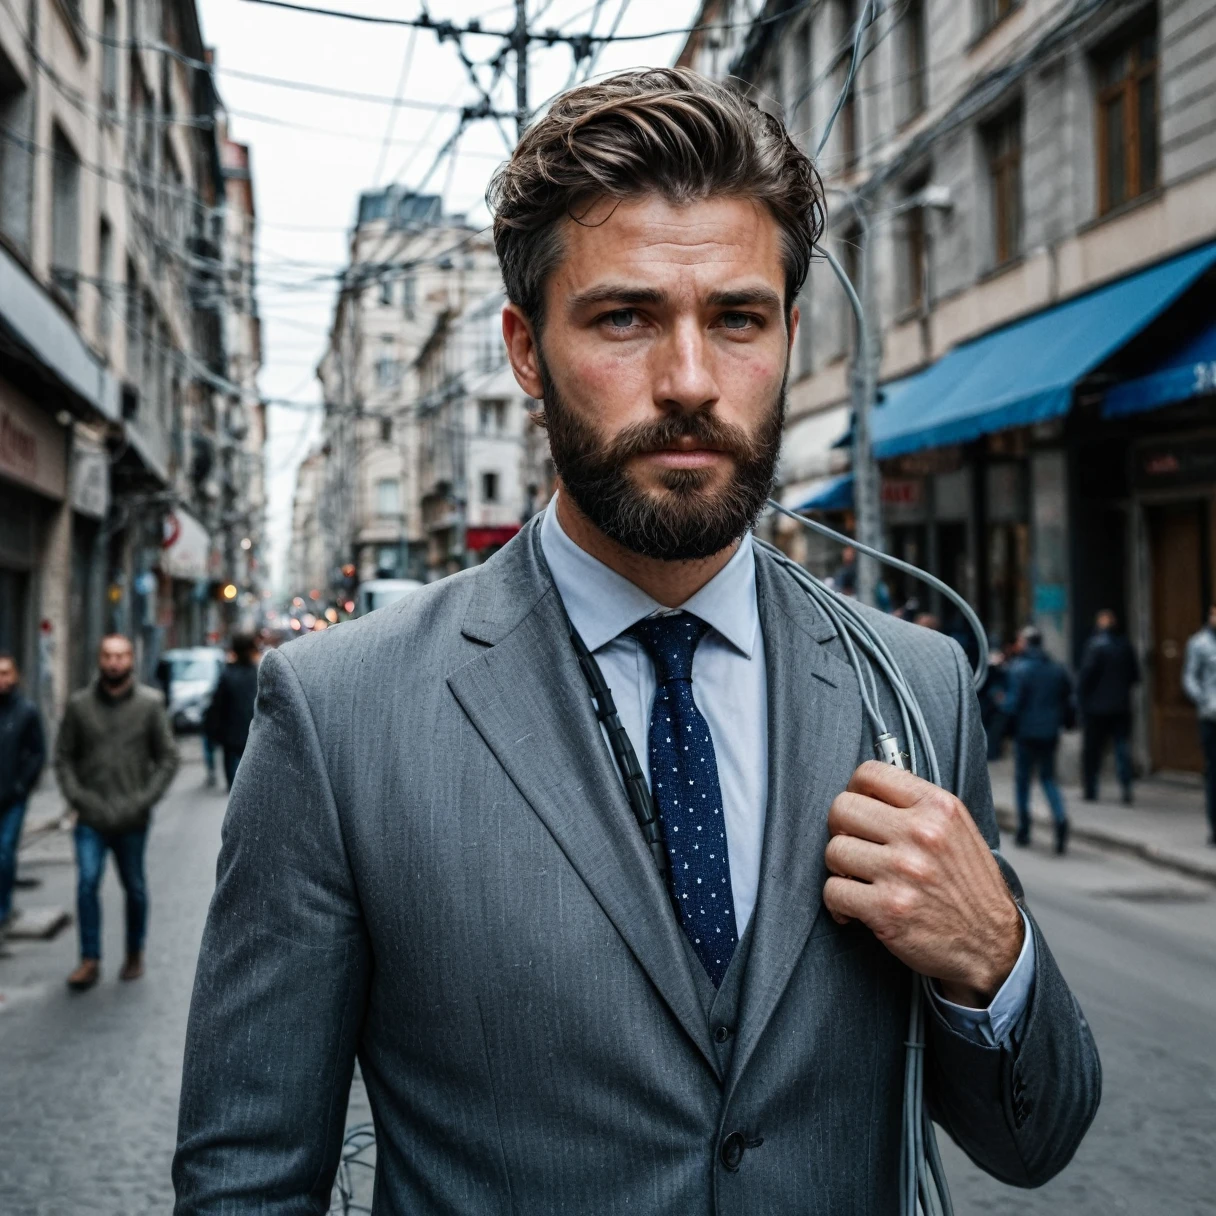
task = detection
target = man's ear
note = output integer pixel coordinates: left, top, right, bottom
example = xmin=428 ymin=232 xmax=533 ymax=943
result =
xmin=502 ymin=303 xmax=545 ymax=399
xmin=787 ymin=303 xmax=800 ymax=357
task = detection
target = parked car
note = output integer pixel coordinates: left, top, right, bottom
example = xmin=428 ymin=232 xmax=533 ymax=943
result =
xmin=158 ymin=647 xmax=226 ymax=733
xmin=355 ymin=578 xmax=424 ymax=618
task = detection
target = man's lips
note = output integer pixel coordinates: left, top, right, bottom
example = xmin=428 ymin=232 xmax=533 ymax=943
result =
xmin=637 ymin=445 xmax=729 ymax=469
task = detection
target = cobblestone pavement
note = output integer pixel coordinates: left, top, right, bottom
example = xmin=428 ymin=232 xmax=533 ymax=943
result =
xmin=1 ymin=741 xmax=1213 ymax=1213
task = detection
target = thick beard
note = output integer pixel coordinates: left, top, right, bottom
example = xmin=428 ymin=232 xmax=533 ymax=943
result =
xmin=537 ymin=353 xmax=785 ymax=561
xmin=100 ymin=670 xmax=130 ymax=690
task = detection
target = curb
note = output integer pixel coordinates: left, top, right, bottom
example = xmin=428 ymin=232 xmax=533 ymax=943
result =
xmin=994 ymin=803 xmax=1216 ymax=887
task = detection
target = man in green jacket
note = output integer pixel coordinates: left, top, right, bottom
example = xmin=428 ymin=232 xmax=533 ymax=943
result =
xmin=55 ymin=634 xmax=179 ymax=991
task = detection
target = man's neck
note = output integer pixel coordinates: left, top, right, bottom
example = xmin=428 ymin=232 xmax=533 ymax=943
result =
xmin=555 ymin=487 xmax=739 ymax=609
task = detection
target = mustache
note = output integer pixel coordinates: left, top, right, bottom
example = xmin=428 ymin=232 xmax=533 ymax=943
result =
xmin=597 ymin=409 xmax=776 ymax=466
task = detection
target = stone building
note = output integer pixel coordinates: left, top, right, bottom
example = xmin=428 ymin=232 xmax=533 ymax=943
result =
xmin=681 ymin=0 xmax=1216 ymax=772
xmin=0 ymin=0 xmax=263 ymax=725
xmin=314 ymin=188 xmax=500 ymax=587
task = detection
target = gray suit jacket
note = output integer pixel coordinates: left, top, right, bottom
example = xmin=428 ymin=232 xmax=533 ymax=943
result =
xmin=174 ymin=520 xmax=1100 ymax=1214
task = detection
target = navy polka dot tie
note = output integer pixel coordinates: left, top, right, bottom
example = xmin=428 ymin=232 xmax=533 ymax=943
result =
xmin=628 ymin=612 xmax=738 ymax=987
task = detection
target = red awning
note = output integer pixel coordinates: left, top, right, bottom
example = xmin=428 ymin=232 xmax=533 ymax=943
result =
xmin=466 ymin=524 xmax=520 ymax=551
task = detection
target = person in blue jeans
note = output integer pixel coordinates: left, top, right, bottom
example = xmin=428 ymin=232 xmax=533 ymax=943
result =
xmin=1006 ymin=626 xmax=1076 ymax=855
xmin=0 ymin=652 xmax=46 ymax=930
xmin=55 ymin=635 xmax=178 ymax=990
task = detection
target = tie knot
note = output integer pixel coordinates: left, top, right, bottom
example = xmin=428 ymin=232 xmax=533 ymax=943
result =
xmin=627 ymin=613 xmax=709 ymax=684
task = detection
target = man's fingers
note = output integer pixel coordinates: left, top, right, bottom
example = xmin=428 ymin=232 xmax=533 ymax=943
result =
xmin=823 ymin=875 xmax=877 ymax=925
xmin=846 ymin=759 xmax=930 ymax=808
xmin=827 ymin=789 xmax=905 ymax=844
xmin=824 ymin=833 xmax=886 ymax=881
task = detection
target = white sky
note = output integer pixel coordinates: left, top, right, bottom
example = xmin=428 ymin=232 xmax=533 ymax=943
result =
xmin=195 ymin=0 xmax=703 ymax=592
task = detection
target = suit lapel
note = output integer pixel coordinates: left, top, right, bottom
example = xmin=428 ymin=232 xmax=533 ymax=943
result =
xmin=447 ymin=524 xmax=718 ymax=1073
xmin=724 ymin=552 xmax=864 ymax=1096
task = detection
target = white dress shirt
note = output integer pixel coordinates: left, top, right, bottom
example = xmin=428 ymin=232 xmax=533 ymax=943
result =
xmin=541 ymin=496 xmax=1034 ymax=1044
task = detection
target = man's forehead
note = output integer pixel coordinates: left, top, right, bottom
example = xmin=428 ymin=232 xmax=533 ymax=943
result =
xmin=557 ymin=195 xmax=783 ymax=279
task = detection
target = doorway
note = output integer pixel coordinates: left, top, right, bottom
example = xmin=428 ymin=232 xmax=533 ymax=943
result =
xmin=1147 ymin=501 xmax=1210 ymax=772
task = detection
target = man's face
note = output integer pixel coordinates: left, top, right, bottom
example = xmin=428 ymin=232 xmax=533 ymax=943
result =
xmin=98 ymin=638 xmax=134 ymax=688
xmin=0 ymin=659 xmax=17 ymax=697
xmin=1096 ymin=611 xmax=1115 ymax=632
xmin=503 ymin=195 xmax=796 ymax=560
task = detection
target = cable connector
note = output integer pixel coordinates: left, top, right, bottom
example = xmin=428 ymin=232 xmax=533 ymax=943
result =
xmin=874 ymin=733 xmax=907 ymax=769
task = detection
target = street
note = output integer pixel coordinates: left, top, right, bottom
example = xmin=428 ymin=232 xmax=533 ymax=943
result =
xmin=1 ymin=742 xmax=1214 ymax=1214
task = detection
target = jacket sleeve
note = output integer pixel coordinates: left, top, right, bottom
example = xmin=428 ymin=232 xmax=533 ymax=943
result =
xmin=1182 ymin=636 xmax=1203 ymax=705
xmin=173 ymin=647 xmax=370 ymax=1214
xmin=131 ymin=698 xmax=180 ymax=814
xmin=14 ymin=705 xmax=46 ymax=801
xmin=1076 ymin=639 xmax=1097 ymax=702
xmin=202 ymin=673 xmax=227 ymax=745
xmin=924 ymin=643 xmax=1101 ymax=1187
xmin=53 ymin=703 xmax=112 ymax=821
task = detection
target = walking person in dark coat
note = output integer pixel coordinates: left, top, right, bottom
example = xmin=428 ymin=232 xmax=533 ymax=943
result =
xmin=0 ymin=652 xmax=46 ymax=932
xmin=1078 ymin=609 xmax=1140 ymax=804
xmin=204 ymin=634 xmax=260 ymax=791
xmin=1007 ymin=626 xmax=1075 ymax=854
xmin=55 ymin=634 xmax=179 ymax=990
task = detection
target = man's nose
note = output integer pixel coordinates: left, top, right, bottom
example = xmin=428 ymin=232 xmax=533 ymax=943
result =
xmin=652 ymin=320 xmax=718 ymax=413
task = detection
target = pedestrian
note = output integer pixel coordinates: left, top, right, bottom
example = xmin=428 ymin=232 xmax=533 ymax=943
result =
xmin=831 ymin=543 xmax=857 ymax=595
xmin=54 ymin=634 xmax=179 ymax=990
xmin=203 ymin=633 xmax=260 ymax=791
xmin=1182 ymin=602 xmax=1216 ymax=846
xmin=1078 ymin=609 xmax=1140 ymax=804
xmin=0 ymin=652 xmax=46 ymax=932
xmin=1007 ymin=626 xmax=1075 ymax=854
xmin=175 ymin=70 xmax=1098 ymax=1210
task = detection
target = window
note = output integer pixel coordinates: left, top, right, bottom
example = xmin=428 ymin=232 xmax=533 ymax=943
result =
xmin=125 ymin=260 xmax=141 ymax=387
xmin=376 ymin=478 xmax=400 ymax=516
xmin=402 ymin=273 xmax=416 ymax=318
xmin=97 ymin=217 xmax=113 ymax=346
xmin=379 ymin=416 xmax=393 ymax=442
xmin=835 ymin=0 xmax=859 ymax=171
xmin=1095 ymin=23 xmax=1158 ymax=215
xmin=898 ymin=0 xmax=927 ymax=123
xmin=975 ymin=0 xmax=1017 ymax=36
xmin=101 ymin=1 xmax=118 ymax=113
xmin=985 ymin=107 xmax=1022 ymax=265
xmin=50 ymin=125 xmax=81 ymax=308
xmin=379 ymin=277 xmax=393 ymax=306
xmin=0 ymin=47 xmax=33 ymax=251
xmin=375 ymin=356 xmax=400 ymax=388
xmin=899 ymin=181 xmax=927 ymax=313
xmin=478 ymin=399 xmax=507 ymax=434
xmin=480 ymin=471 xmax=500 ymax=504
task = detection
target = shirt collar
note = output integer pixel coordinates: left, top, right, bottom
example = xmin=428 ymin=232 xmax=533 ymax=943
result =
xmin=540 ymin=495 xmax=759 ymax=659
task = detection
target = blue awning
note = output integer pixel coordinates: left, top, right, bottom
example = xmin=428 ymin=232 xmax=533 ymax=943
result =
xmin=871 ymin=241 xmax=1216 ymax=459
xmin=793 ymin=473 xmax=853 ymax=512
xmin=1103 ymin=318 xmax=1216 ymax=417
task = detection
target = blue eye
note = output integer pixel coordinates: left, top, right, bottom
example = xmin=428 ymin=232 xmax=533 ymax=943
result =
xmin=606 ymin=309 xmax=635 ymax=328
xmin=722 ymin=312 xmax=751 ymax=329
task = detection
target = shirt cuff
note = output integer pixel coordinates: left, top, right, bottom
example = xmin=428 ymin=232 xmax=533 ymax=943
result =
xmin=928 ymin=910 xmax=1036 ymax=1047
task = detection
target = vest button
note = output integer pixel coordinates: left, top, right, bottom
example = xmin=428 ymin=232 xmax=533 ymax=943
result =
xmin=720 ymin=1132 xmax=746 ymax=1171
xmin=713 ymin=1024 xmax=732 ymax=1044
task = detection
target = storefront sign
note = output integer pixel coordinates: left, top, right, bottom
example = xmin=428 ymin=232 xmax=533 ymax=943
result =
xmin=0 ymin=379 xmax=66 ymax=500
xmin=466 ymin=524 xmax=520 ymax=551
xmin=160 ymin=508 xmax=213 ymax=580
xmin=70 ymin=435 xmax=109 ymax=519
xmin=1135 ymin=439 xmax=1216 ymax=488
xmin=880 ymin=478 xmax=922 ymax=508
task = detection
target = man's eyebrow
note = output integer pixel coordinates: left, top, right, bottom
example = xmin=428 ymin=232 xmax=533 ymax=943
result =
xmin=706 ymin=287 xmax=783 ymax=310
xmin=567 ymin=285 xmax=666 ymax=310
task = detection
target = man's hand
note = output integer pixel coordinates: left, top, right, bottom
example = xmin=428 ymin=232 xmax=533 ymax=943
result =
xmin=823 ymin=760 xmax=1023 ymax=1008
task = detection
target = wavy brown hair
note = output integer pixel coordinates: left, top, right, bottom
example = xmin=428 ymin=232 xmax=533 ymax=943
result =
xmin=487 ymin=68 xmax=826 ymax=329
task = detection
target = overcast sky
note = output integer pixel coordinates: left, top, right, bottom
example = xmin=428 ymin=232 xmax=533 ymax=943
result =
xmin=194 ymin=0 xmax=702 ymax=592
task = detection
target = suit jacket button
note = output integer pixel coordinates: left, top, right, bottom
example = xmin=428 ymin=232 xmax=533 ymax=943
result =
xmin=720 ymin=1132 xmax=746 ymax=1171
xmin=713 ymin=1024 xmax=733 ymax=1044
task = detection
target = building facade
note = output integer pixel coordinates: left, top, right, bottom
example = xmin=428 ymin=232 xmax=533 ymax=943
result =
xmin=311 ymin=189 xmax=501 ymax=592
xmin=681 ymin=0 xmax=1216 ymax=772
xmin=0 ymin=0 xmax=263 ymax=731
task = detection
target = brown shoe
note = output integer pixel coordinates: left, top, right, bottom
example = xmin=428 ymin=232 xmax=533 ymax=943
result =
xmin=67 ymin=959 xmax=100 ymax=991
xmin=119 ymin=953 xmax=144 ymax=982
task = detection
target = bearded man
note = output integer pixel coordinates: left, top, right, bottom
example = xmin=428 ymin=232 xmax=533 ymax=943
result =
xmin=174 ymin=70 xmax=1099 ymax=1213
